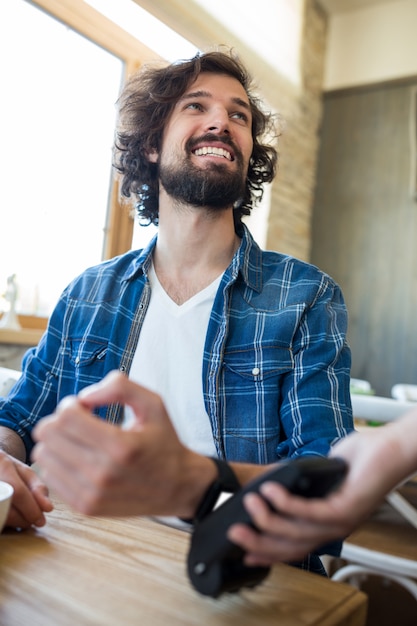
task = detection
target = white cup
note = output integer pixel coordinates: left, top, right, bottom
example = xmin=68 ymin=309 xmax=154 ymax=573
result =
xmin=0 ymin=481 xmax=14 ymax=532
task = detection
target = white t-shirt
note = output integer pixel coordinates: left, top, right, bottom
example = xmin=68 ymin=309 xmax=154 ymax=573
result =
xmin=125 ymin=263 xmax=221 ymax=457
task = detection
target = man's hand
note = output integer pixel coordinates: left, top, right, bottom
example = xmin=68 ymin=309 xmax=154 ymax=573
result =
xmin=227 ymin=420 xmax=412 ymax=566
xmin=32 ymin=371 xmax=216 ymax=518
xmin=0 ymin=449 xmax=53 ymax=529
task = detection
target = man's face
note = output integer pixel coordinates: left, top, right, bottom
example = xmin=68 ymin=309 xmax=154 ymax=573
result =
xmin=150 ymin=72 xmax=254 ymax=209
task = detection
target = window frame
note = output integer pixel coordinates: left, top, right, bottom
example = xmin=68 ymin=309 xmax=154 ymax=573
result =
xmin=17 ymin=0 xmax=160 ymax=314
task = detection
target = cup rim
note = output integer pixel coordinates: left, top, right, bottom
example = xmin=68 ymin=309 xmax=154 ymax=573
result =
xmin=0 ymin=481 xmax=14 ymax=499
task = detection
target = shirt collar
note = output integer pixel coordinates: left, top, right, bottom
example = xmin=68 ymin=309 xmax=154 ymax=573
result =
xmin=121 ymin=224 xmax=263 ymax=293
xmin=122 ymin=234 xmax=157 ymax=282
xmin=230 ymin=224 xmax=263 ymax=293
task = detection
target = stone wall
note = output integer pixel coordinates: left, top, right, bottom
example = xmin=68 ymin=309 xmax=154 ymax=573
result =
xmin=135 ymin=0 xmax=328 ymax=262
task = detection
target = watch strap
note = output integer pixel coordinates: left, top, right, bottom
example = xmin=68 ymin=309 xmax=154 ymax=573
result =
xmin=192 ymin=457 xmax=240 ymax=524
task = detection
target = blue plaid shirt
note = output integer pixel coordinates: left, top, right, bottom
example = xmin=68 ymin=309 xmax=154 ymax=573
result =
xmin=0 ymin=225 xmax=353 ymax=463
xmin=0 ymin=225 xmax=352 ymax=569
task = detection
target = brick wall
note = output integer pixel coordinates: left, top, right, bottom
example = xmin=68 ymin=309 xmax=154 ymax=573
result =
xmin=134 ymin=0 xmax=328 ymax=262
xmin=266 ymin=0 xmax=327 ymax=262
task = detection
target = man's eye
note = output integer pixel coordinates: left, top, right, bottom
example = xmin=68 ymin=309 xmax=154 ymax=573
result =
xmin=186 ymin=102 xmax=203 ymax=111
xmin=231 ymin=111 xmax=249 ymax=122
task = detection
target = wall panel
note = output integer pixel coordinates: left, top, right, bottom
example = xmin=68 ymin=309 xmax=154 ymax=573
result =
xmin=311 ymin=81 xmax=417 ymax=396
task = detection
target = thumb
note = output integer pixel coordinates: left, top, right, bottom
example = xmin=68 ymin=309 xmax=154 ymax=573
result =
xmin=78 ymin=371 xmax=167 ymax=427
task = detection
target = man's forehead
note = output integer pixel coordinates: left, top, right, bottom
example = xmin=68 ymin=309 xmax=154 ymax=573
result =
xmin=180 ymin=72 xmax=250 ymax=107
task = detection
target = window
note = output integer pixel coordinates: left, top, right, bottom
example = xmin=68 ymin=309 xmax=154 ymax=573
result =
xmin=0 ymin=0 xmax=125 ymax=316
xmin=0 ymin=0 xmax=196 ymax=320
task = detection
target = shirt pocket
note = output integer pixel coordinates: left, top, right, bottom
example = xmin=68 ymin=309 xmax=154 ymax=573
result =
xmin=222 ymin=345 xmax=294 ymax=383
xmin=52 ymin=339 xmax=109 ymax=399
xmin=219 ymin=347 xmax=294 ymax=463
xmin=68 ymin=340 xmax=108 ymax=368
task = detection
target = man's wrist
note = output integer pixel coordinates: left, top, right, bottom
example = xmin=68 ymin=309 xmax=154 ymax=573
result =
xmin=183 ymin=456 xmax=240 ymax=524
xmin=0 ymin=426 xmax=26 ymax=462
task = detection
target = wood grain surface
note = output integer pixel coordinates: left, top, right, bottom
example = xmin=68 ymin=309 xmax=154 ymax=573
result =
xmin=0 ymin=495 xmax=367 ymax=626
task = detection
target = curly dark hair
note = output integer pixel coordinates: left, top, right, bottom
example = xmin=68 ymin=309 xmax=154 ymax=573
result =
xmin=113 ymin=50 xmax=278 ymax=230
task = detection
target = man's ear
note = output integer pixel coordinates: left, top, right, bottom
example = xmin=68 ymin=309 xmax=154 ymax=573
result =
xmin=147 ymin=149 xmax=158 ymax=163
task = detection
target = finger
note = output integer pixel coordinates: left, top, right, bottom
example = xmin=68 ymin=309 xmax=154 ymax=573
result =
xmin=241 ymin=492 xmax=299 ymax=535
xmin=243 ymin=490 xmax=350 ymax=555
xmin=227 ymin=523 xmax=313 ymax=565
xmin=30 ymin=483 xmax=54 ymax=513
xmin=78 ymin=372 xmax=166 ymax=426
xmin=32 ymin=419 xmax=139 ymax=516
xmin=7 ymin=504 xmax=35 ymax=530
xmin=242 ymin=492 xmax=316 ymax=541
xmin=259 ymin=481 xmax=345 ymax=524
xmin=32 ymin=396 xmax=88 ymax=441
xmin=33 ymin=397 xmax=120 ymax=454
xmin=33 ymin=440 xmax=100 ymax=515
xmin=6 ymin=465 xmax=53 ymax=528
xmin=20 ymin=467 xmax=54 ymax=515
xmin=33 ymin=436 xmax=144 ymax=517
xmin=32 ymin=423 xmax=107 ymax=497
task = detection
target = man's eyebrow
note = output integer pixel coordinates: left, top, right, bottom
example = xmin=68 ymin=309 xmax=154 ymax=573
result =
xmin=179 ymin=90 xmax=250 ymax=110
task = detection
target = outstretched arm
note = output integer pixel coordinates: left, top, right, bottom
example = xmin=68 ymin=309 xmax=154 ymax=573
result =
xmin=227 ymin=409 xmax=417 ymax=565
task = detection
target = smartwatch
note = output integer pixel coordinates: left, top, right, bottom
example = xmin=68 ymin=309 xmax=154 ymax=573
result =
xmin=188 ymin=457 xmax=241 ymax=524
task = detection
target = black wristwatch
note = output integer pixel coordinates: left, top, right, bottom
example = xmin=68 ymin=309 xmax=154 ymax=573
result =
xmin=188 ymin=457 xmax=241 ymax=524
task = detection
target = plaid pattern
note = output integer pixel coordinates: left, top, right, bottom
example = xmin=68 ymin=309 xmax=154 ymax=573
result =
xmin=0 ymin=225 xmax=352 ymax=567
xmin=0 ymin=225 xmax=353 ymax=462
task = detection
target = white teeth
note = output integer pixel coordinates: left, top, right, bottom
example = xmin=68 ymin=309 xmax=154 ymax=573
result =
xmin=193 ymin=146 xmax=232 ymax=160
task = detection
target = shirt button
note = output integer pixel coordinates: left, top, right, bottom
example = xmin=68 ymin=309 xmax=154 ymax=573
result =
xmin=75 ymin=356 xmax=80 ymax=365
xmin=252 ymin=367 xmax=260 ymax=376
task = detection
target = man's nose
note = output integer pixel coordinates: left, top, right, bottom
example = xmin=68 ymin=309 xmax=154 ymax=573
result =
xmin=205 ymin=108 xmax=230 ymax=134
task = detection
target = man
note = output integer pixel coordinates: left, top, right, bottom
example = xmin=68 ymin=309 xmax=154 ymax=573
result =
xmin=227 ymin=407 xmax=417 ymax=565
xmin=0 ymin=51 xmax=353 ymax=574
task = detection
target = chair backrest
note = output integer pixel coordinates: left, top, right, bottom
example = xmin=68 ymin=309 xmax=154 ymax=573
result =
xmin=351 ymin=393 xmax=416 ymax=423
xmin=0 ymin=367 xmax=21 ymax=396
xmin=333 ymin=481 xmax=417 ymax=598
xmin=350 ymin=378 xmax=373 ymax=394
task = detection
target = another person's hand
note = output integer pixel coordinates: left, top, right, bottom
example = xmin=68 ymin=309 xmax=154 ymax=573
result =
xmin=228 ymin=416 xmax=416 ymax=566
xmin=32 ymin=371 xmax=214 ymax=518
xmin=0 ymin=450 xmax=53 ymax=529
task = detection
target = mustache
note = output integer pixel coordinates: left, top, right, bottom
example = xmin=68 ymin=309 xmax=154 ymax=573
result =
xmin=186 ymin=133 xmax=240 ymax=158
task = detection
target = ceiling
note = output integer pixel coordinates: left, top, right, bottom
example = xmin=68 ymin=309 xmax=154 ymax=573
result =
xmin=318 ymin=0 xmax=403 ymax=13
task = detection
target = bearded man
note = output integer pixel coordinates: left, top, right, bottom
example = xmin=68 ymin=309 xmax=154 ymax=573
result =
xmin=0 ymin=51 xmax=353 ymax=576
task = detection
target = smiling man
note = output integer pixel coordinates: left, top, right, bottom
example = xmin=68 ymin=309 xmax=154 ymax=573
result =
xmin=153 ymin=73 xmax=252 ymax=212
xmin=0 ymin=50 xmax=353 ymax=576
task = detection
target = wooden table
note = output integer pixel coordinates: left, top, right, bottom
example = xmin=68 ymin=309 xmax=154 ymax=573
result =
xmin=344 ymin=481 xmax=417 ymax=561
xmin=0 ymin=496 xmax=367 ymax=626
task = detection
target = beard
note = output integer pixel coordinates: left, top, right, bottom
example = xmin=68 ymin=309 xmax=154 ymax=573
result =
xmin=158 ymin=135 xmax=246 ymax=210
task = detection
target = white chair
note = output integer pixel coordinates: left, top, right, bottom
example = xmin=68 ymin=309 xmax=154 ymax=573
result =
xmin=331 ymin=481 xmax=417 ymax=601
xmin=350 ymin=378 xmax=373 ymax=394
xmin=391 ymin=384 xmax=417 ymax=402
xmin=351 ymin=393 xmax=416 ymax=423
xmin=0 ymin=366 xmax=21 ymax=396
